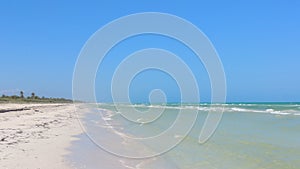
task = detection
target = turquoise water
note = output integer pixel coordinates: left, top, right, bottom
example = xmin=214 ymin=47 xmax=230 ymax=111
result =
xmin=69 ymin=103 xmax=300 ymax=169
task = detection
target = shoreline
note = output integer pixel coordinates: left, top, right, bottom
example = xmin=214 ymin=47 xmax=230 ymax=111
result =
xmin=1 ymin=103 xmax=300 ymax=168
xmin=0 ymin=103 xmax=83 ymax=169
xmin=68 ymin=106 xmax=178 ymax=169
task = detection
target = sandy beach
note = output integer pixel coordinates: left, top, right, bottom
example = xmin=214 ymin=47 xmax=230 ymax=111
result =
xmin=0 ymin=103 xmax=83 ymax=169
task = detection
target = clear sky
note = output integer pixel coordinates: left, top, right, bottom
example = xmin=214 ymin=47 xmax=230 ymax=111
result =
xmin=0 ymin=1 xmax=299 ymax=102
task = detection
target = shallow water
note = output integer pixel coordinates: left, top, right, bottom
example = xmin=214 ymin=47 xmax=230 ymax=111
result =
xmin=68 ymin=103 xmax=300 ymax=169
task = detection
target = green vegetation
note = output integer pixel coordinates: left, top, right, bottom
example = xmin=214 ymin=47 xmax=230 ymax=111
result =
xmin=0 ymin=91 xmax=73 ymax=103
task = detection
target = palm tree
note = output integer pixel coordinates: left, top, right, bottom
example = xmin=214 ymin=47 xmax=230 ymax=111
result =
xmin=31 ymin=92 xmax=35 ymax=99
xmin=20 ymin=91 xmax=24 ymax=98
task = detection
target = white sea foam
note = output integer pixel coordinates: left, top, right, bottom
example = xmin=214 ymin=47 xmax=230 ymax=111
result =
xmin=98 ymin=104 xmax=300 ymax=117
xmin=264 ymin=108 xmax=291 ymax=115
xmin=270 ymin=111 xmax=290 ymax=115
xmin=174 ymin=134 xmax=184 ymax=139
xmin=231 ymin=107 xmax=248 ymax=112
xmin=100 ymin=125 xmax=114 ymax=129
xmin=102 ymin=117 xmax=112 ymax=121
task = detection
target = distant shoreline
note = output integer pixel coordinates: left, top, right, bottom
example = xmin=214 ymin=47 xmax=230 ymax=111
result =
xmin=0 ymin=98 xmax=73 ymax=104
xmin=0 ymin=93 xmax=74 ymax=103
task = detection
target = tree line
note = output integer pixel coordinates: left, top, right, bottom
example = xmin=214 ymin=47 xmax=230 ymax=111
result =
xmin=0 ymin=91 xmax=73 ymax=103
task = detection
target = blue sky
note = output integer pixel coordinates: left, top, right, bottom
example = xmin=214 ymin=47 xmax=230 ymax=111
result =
xmin=0 ymin=1 xmax=299 ymax=102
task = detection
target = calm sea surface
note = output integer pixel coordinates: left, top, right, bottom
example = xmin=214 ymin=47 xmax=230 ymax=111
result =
xmin=69 ymin=103 xmax=300 ymax=169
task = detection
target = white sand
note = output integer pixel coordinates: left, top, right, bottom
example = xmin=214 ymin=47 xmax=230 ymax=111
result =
xmin=0 ymin=103 xmax=83 ymax=169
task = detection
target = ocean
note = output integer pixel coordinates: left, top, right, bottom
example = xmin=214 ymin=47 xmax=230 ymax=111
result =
xmin=68 ymin=103 xmax=300 ymax=169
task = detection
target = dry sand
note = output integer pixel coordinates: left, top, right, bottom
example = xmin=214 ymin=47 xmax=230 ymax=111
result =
xmin=0 ymin=103 xmax=83 ymax=169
